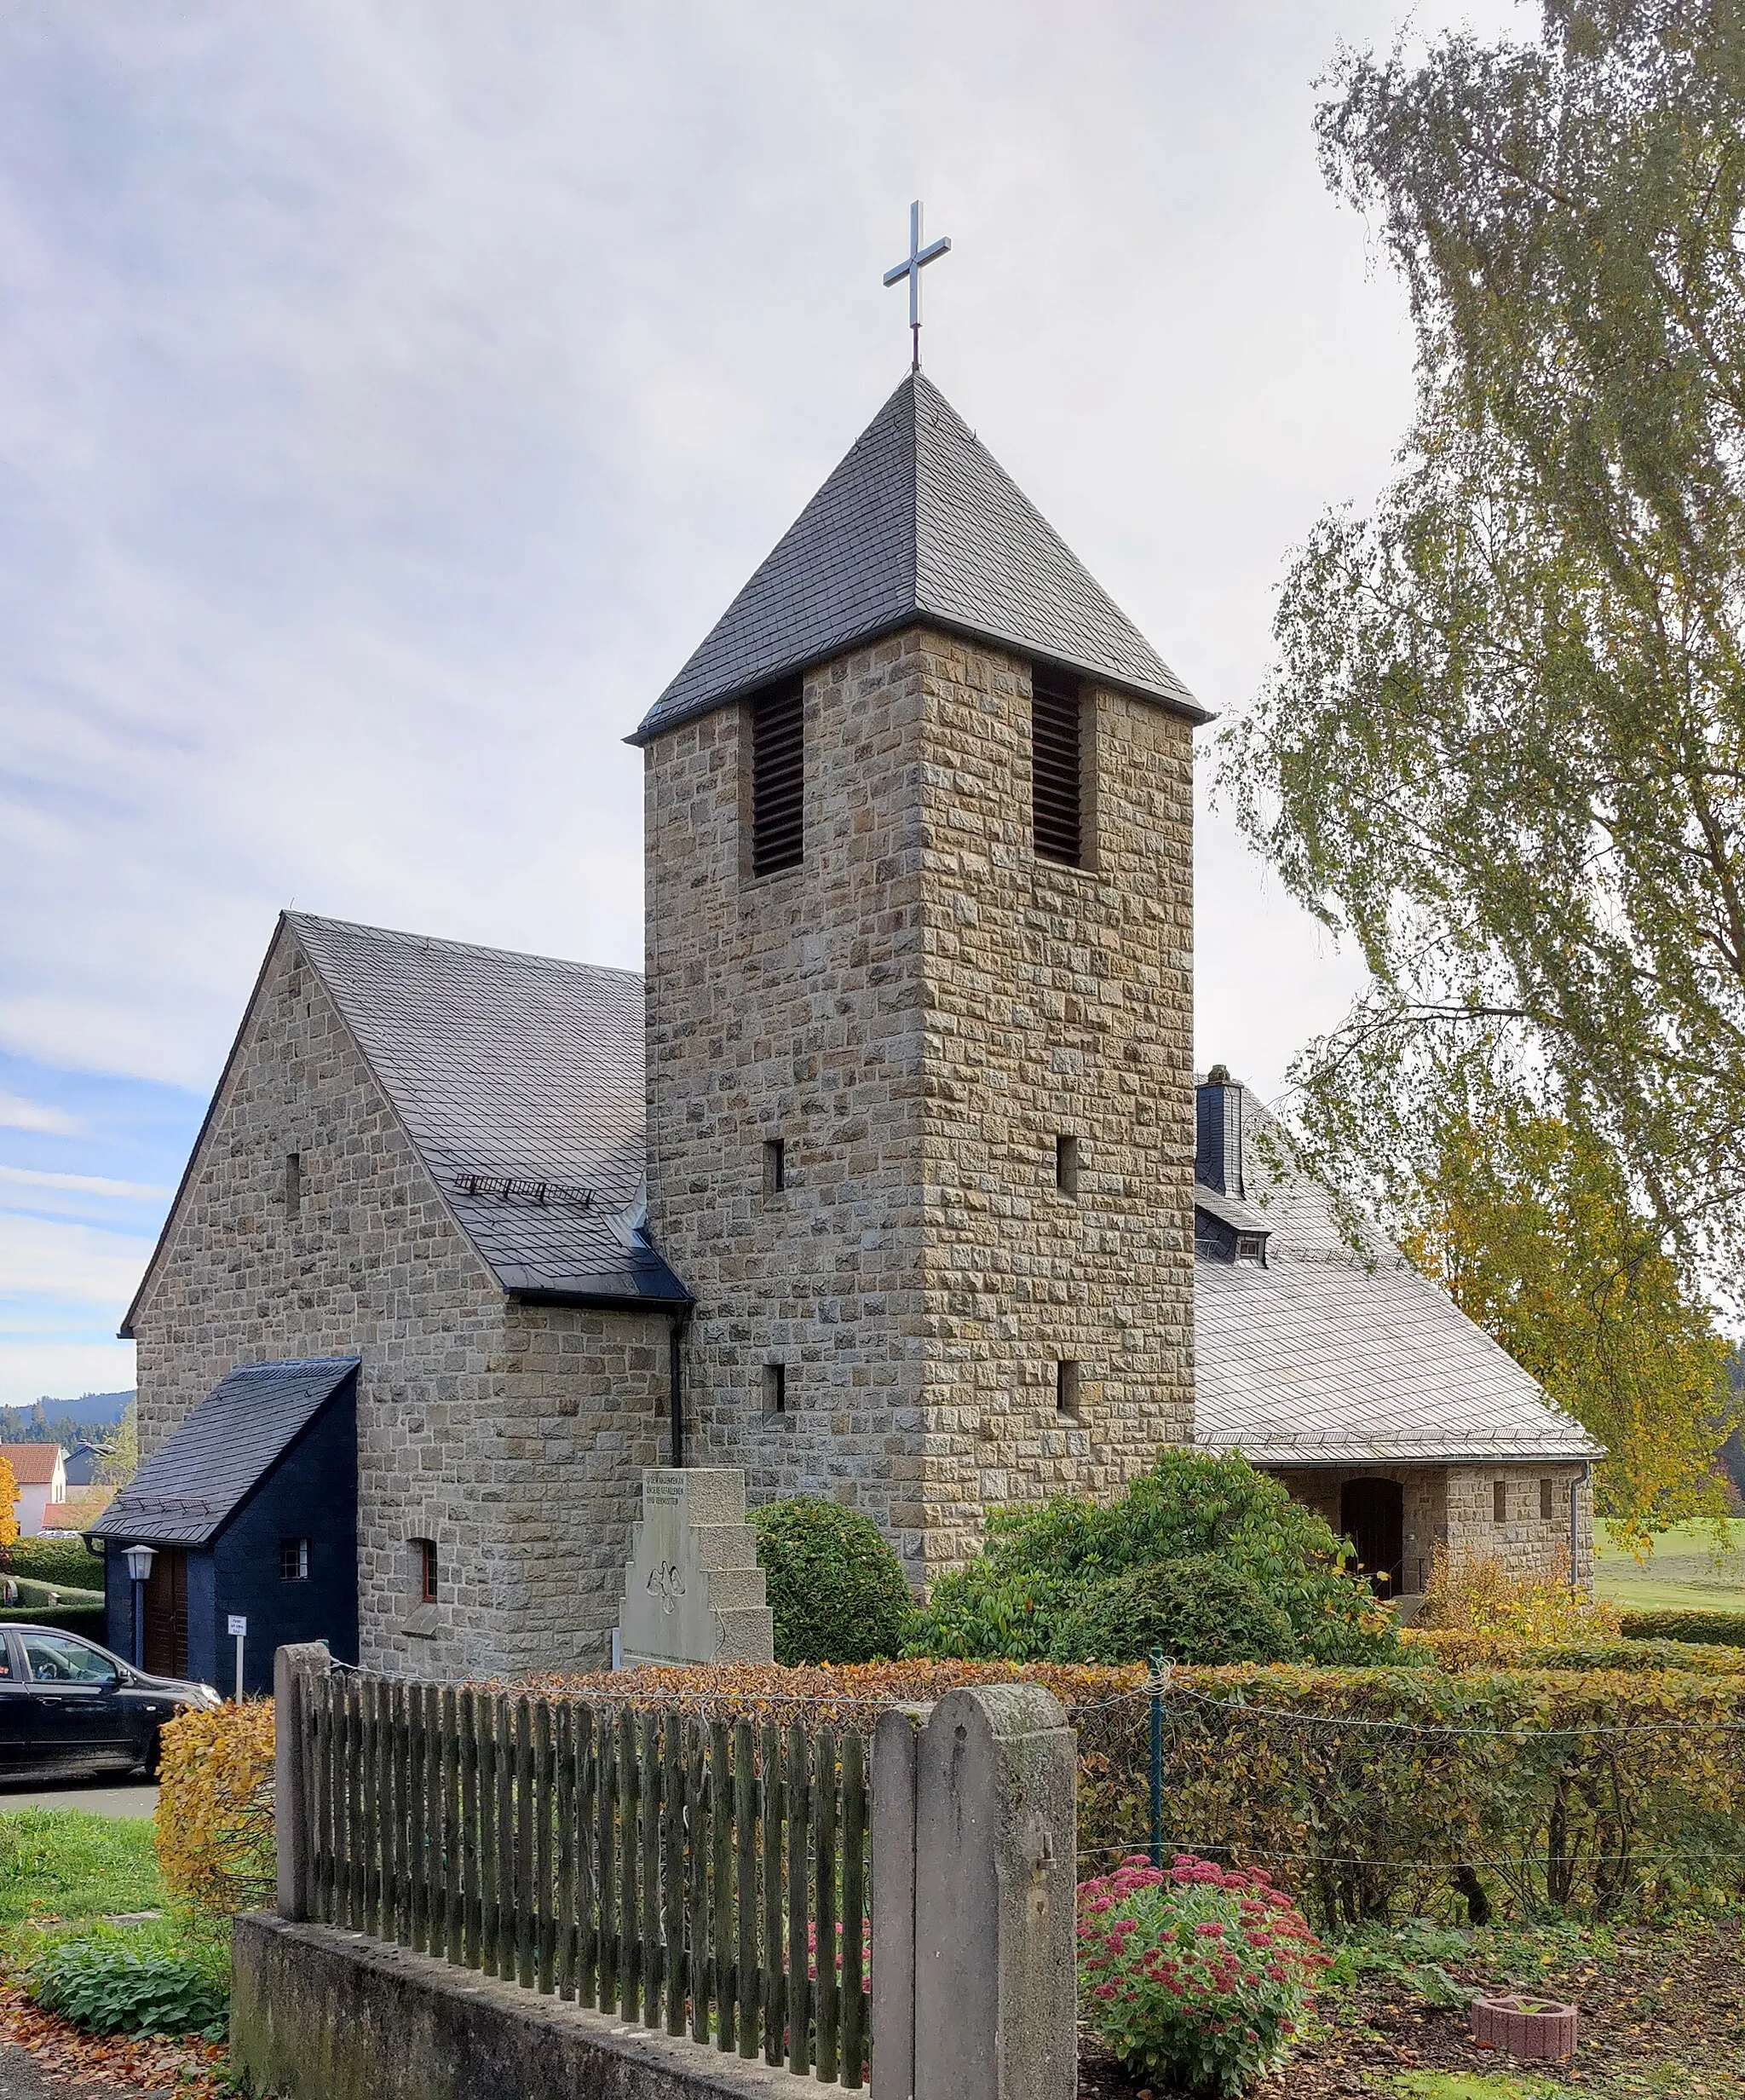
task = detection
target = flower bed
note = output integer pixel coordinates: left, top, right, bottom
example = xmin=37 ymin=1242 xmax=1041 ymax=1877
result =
xmin=1077 ymin=1855 xmax=1325 ymax=2097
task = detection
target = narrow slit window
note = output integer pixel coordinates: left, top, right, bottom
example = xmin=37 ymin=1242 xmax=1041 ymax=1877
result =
xmin=1055 ymin=1134 xmax=1079 ymax=1197
xmin=750 ymin=678 xmax=805 ymax=876
xmin=279 ymin=1537 xmax=309 ymax=1582
xmin=415 ymin=1538 xmax=439 ymax=1604
xmin=763 ymin=1137 xmax=786 ymax=1195
xmin=1032 ymin=666 xmax=1084 ymax=866
xmin=1056 ymin=1360 xmax=1081 ymax=1421
xmin=1493 ymin=1480 xmax=1508 ymax=1526
xmin=764 ymin=1363 xmax=787 ymax=1416
xmin=285 ymin=1152 xmax=302 ymax=1215
xmin=1540 ymin=1477 xmax=1554 ymax=1521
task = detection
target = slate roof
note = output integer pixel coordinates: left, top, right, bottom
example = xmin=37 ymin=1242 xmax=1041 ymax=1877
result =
xmin=1195 ymin=1102 xmax=1603 ymax=1468
xmin=631 ymin=372 xmax=1207 ymax=744
xmin=94 ymin=1359 xmax=357 ymax=1548
xmin=285 ymin=915 xmax=689 ymax=1308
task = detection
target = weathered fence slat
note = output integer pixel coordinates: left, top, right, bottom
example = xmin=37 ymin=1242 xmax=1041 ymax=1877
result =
xmin=515 ymin=1697 xmax=535 ymax=1990
xmin=710 ymin=1720 xmax=734 ymax=2053
xmin=460 ymin=1688 xmax=481 ymax=1970
xmin=596 ymin=1708 xmax=618 ymax=2013
xmin=815 ymin=1723 xmax=839 ymax=2086
xmin=786 ymin=1721 xmax=810 ymax=2077
xmin=840 ymin=1729 xmax=867 ymax=2090
xmin=556 ymin=1702 xmax=575 ymax=2000
xmin=619 ymin=1707 xmax=640 ymax=2024
xmin=735 ymin=1719 xmax=757 ymax=2059
xmin=441 ymin=1686 xmax=461 ymax=1964
xmin=688 ymin=1718 xmax=710 ymax=2045
xmin=639 ymin=1711 xmax=662 ymax=2023
xmin=577 ymin=1705 xmax=598 ymax=2007
xmin=662 ymin=1711 xmax=687 ymax=2037
xmin=761 ymin=1721 xmax=784 ymax=2068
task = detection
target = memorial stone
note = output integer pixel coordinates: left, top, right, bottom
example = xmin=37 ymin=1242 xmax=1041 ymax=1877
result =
xmin=614 ymin=1468 xmax=775 ymax=1666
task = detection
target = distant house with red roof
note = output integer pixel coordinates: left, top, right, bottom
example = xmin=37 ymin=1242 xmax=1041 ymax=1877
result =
xmin=1 ymin=1444 xmax=67 ymax=1538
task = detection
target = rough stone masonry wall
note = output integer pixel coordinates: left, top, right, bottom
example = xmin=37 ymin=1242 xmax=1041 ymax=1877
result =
xmin=1445 ymin=1462 xmax=1594 ymax=1589
xmin=913 ymin=634 xmax=1195 ymax=1578
xmin=1269 ymin=1463 xmax=1594 ymax=1596
xmin=130 ymin=925 xmax=665 ymax=1680
xmin=644 ymin=625 xmax=1196 ymax=1589
xmin=643 ymin=633 xmax=932 ymax=1573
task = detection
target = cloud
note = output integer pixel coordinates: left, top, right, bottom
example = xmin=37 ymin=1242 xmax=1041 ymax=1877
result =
xmin=0 ymin=1339 xmax=135 ymax=1411
xmin=0 ymin=1091 xmax=83 ymax=1137
xmin=0 ymin=1165 xmax=174 ymax=1201
xmin=0 ymin=1213 xmax=154 ymax=1310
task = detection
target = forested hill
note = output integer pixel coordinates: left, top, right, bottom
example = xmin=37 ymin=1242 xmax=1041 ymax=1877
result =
xmin=0 ymin=1390 xmax=134 ymax=1446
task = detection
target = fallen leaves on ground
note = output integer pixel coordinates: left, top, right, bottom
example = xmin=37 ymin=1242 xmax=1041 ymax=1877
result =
xmin=0 ymin=1982 xmax=227 ymax=2097
xmin=1078 ymin=1912 xmax=1745 ymax=2097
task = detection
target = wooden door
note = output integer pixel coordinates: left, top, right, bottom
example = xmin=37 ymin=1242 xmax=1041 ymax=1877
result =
xmin=1339 ymin=1479 xmax=1405 ymax=1596
xmin=141 ymin=1549 xmax=187 ymax=1677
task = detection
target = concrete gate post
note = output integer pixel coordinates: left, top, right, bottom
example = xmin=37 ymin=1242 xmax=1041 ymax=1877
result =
xmin=273 ymin=1641 xmax=332 ymax=1921
xmin=871 ymin=1684 xmax=1076 ymax=2100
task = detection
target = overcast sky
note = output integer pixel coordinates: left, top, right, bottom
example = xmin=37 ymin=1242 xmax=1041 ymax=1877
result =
xmin=0 ymin=0 xmax=1530 ymax=1408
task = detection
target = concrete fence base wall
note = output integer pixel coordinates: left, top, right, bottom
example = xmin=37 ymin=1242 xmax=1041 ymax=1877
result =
xmin=231 ymin=1913 xmax=799 ymax=2100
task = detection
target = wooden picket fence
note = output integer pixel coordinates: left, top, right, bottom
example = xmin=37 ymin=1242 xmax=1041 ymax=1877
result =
xmin=295 ymin=1673 xmax=871 ymax=2086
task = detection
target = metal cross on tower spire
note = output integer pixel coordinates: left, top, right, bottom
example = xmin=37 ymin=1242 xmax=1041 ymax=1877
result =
xmin=883 ymin=199 xmax=952 ymax=371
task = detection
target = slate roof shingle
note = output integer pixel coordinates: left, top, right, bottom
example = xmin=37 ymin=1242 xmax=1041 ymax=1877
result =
xmin=286 ymin=914 xmax=690 ymax=1308
xmin=632 ymin=372 xmax=1207 ymax=744
xmin=95 ymin=1359 xmax=358 ymax=1547
xmin=1195 ymin=1101 xmax=1603 ymax=1468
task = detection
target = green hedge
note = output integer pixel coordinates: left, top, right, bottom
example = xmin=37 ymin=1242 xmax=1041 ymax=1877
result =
xmin=0 ymin=1607 xmax=108 ymax=1643
xmin=1621 ymin=1607 xmax=1745 ymax=1649
xmin=1073 ymin=1663 xmax=1745 ymax=1930
xmin=3 ymin=1539 xmax=107 ymax=1590
xmin=749 ymin=1497 xmax=914 ymax=1665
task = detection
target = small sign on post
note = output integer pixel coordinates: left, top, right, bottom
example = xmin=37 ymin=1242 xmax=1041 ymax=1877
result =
xmin=227 ymin=1615 xmax=247 ymax=1701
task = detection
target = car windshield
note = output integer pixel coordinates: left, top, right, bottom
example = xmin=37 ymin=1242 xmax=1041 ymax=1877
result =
xmin=20 ymin=1632 xmax=115 ymax=1685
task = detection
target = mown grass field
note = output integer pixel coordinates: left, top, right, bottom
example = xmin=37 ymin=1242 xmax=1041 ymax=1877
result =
xmin=1593 ymin=1516 xmax=1745 ymax=1611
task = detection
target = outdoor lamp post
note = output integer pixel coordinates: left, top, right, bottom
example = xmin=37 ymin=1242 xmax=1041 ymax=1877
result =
xmin=122 ymin=1543 xmax=156 ymax=1669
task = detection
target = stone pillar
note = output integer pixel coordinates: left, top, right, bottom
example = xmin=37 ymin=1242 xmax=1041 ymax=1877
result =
xmin=274 ymin=1641 xmax=331 ymax=1921
xmin=872 ymin=1683 xmax=1076 ymax=2100
xmin=614 ymin=1469 xmax=774 ymax=1667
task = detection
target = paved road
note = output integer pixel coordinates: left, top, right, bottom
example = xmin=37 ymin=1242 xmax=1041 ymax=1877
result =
xmin=0 ymin=1779 xmax=157 ymax=1819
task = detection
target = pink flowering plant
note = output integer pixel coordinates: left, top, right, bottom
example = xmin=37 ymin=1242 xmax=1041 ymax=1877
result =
xmin=1076 ymin=1853 xmax=1326 ymax=2097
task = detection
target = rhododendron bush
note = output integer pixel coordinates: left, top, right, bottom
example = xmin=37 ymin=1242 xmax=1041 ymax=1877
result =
xmin=1076 ymin=1854 xmax=1325 ymax=2097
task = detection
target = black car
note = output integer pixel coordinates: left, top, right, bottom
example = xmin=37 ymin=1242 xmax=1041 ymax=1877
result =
xmin=0 ymin=1624 xmax=221 ymax=1781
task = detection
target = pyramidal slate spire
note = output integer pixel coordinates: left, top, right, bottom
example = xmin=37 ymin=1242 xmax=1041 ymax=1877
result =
xmin=631 ymin=371 xmax=1205 ymax=744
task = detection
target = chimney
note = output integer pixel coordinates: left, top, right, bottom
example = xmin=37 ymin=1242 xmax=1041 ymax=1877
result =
xmin=1195 ymin=1066 xmax=1244 ymax=1198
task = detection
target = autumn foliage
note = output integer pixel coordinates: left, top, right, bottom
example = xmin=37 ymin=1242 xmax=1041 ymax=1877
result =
xmin=153 ymin=1702 xmax=276 ymax=1919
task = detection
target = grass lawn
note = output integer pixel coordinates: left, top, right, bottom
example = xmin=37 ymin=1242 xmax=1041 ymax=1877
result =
xmin=0 ymin=1811 xmax=164 ymax=1930
xmin=1593 ymin=1516 xmax=1745 ymax=1611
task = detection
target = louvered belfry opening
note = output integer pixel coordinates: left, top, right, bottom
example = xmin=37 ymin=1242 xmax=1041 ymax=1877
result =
xmin=1031 ymin=665 xmax=1084 ymax=866
xmin=750 ymin=677 xmax=805 ymax=875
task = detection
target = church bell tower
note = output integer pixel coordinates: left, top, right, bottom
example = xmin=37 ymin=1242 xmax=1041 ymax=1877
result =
xmin=631 ymin=371 xmax=1205 ymax=1588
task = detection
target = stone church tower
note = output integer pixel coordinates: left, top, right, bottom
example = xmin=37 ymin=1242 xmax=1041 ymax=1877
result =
xmin=634 ymin=372 xmax=1208 ymax=1588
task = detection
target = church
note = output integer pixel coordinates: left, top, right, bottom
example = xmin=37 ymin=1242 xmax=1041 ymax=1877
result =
xmin=95 ymin=364 xmax=1599 ymax=1689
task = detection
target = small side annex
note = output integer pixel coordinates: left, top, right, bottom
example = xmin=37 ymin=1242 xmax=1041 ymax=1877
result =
xmin=93 ymin=1359 xmax=360 ymax=1696
xmin=1193 ymin=1072 xmax=1603 ymax=1608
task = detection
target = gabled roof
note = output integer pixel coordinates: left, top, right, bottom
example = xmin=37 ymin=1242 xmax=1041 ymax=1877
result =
xmin=123 ymin=914 xmax=690 ymax=1331
xmin=95 ymin=1359 xmax=356 ymax=1548
xmin=1 ymin=1444 xmax=64 ymax=1486
xmin=1195 ymin=1101 xmax=1604 ymax=1468
xmin=631 ymin=371 xmax=1206 ymax=744
xmin=285 ymin=914 xmax=688 ymax=1307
